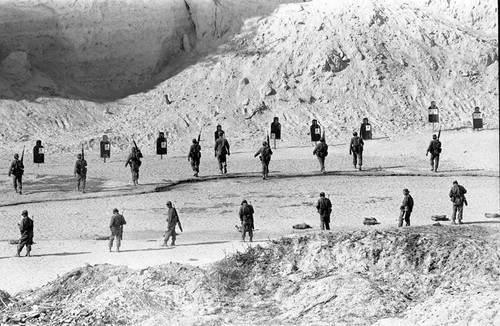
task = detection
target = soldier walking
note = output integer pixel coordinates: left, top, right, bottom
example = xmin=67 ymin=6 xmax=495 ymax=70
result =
xmin=239 ymin=200 xmax=254 ymax=242
xmin=254 ymin=141 xmax=273 ymax=179
xmin=349 ymin=131 xmax=364 ymax=171
xmin=125 ymin=146 xmax=143 ymax=185
xmin=74 ymin=153 xmax=87 ymax=193
xmin=426 ymin=134 xmax=441 ymax=172
xmin=109 ymin=208 xmax=126 ymax=252
xmin=16 ymin=210 xmax=34 ymax=257
xmin=214 ymin=135 xmax=230 ymax=174
xmin=398 ymin=188 xmax=414 ymax=227
xmin=164 ymin=201 xmax=182 ymax=246
xmin=8 ymin=153 xmax=24 ymax=195
xmin=313 ymin=137 xmax=328 ymax=173
xmin=449 ymin=180 xmax=467 ymax=225
xmin=188 ymin=138 xmax=201 ymax=177
xmin=316 ymin=192 xmax=332 ymax=230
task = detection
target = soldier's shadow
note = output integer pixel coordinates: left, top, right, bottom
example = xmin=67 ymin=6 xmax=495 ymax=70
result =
xmin=26 ymin=174 xmax=107 ymax=194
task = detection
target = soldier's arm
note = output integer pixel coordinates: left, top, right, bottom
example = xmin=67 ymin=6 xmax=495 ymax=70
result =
xmin=122 ymin=214 xmax=127 ymax=225
xmin=461 ymin=186 xmax=467 ymax=195
xmin=8 ymin=161 xmax=14 ymax=176
xmin=226 ymin=141 xmax=230 ymax=155
xmin=349 ymin=140 xmax=353 ymax=154
xmin=254 ymin=148 xmax=261 ymax=157
xmin=74 ymin=162 xmax=78 ymax=175
xmin=109 ymin=216 xmax=115 ymax=229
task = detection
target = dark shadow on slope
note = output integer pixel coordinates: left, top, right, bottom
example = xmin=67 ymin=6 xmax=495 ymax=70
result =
xmin=30 ymin=251 xmax=91 ymax=258
xmin=0 ymin=1 xmax=304 ymax=102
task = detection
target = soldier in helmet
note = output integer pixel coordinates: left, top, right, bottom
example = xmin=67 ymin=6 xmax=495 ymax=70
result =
xmin=188 ymin=138 xmax=202 ymax=177
xmin=239 ymin=199 xmax=254 ymax=242
xmin=313 ymin=137 xmax=328 ymax=173
xmin=8 ymin=153 xmax=24 ymax=195
xmin=109 ymin=208 xmax=126 ymax=252
xmin=426 ymin=134 xmax=442 ymax=172
xmin=214 ymin=124 xmax=225 ymax=142
xmin=163 ymin=201 xmax=183 ymax=246
xmin=349 ymin=131 xmax=364 ymax=171
xmin=214 ymin=134 xmax=230 ymax=174
xmin=254 ymin=141 xmax=273 ymax=179
xmin=74 ymin=153 xmax=87 ymax=193
xmin=17 ymin=210 xmax=34 ymax=257
xmin=125 ymin=146 xmax=143 ymax=186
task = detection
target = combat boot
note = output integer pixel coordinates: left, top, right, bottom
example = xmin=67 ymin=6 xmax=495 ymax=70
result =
xmin=223 ymin=166 xmax=227 ymax=174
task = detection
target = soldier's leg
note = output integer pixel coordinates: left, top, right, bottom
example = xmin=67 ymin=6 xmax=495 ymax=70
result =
xmin=116 ymin=235 xmax=121 ymax=252
xmin=434 ymin=155 xmax=440 ymax=172
xmin=164 ymin=230 xmax=171 ymax=246
xmin=12 ymin=175 xmax=18 ymax=192
xmin=171 ymin=230 xmax=176 ymax=246
xmin=109 ymin=234 xmax=114 ymax=251
xmin=249 ymin=228 xmax=253 ymax=242
xmin=430 ymin=155 xmax=435 ymax=171
xmin=26 ymin=244 xmax=31 ymax=257
xmin=76 ymin=177 xmax=80 ymax=191
xmin=241 ymin=223 xmax=246 ymax=241
xmin=17 ymin=175 xmax=22 ymax=194
xmin=398 ymin=211 xmax=404 ymax=227
xmin=457 ymin=205 xmax=464 ymax=223
xmin=82 ymin=177 xmax=86 ymax=193
xmin=358 ymin=152 xmax=363 ymax=170
xmin=217 ymin=157 xmax=223 ymax=173
xmin=451 ymin=205 xmax=458 ymax=224
xmin=16 ymin=240 xmax=25 ymax=257
xmin=405 ymin=212 xmax=411 ymax=226
xmin=353 ymin=153 xmax=357 ymax=168
xmin=325 ymin=218 xmax=330 ymax=230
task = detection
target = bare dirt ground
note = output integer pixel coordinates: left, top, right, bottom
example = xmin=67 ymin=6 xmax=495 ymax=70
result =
xmin=0 ymin=128 xmax=498 ymax=296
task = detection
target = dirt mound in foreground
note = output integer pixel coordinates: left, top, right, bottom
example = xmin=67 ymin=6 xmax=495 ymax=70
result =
xmin=1 ymin=226 xmax=499 ymax=325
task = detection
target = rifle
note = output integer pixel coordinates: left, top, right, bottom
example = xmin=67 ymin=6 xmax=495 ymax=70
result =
xmin=81 ymin=144 xmax=85 ymax=160
xmin=172 ymin=204 xmax=183 ymax=232
xmin=133 ymin=140 xmax=143 ymax=158
xmin=437 ymin=126 xmax=442 ymax=140
xmin=20 ymin=146 xmax=25 ymax=175
xmin=266 ymin=133 xmax=270 ymax=147
xmin=197 ymin=128 xmax=202 ymax=144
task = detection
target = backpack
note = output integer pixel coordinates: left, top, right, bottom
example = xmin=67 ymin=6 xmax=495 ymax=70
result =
xmin=434 ymin=140 xmax=442 ymax=154
xmin=13 ymin=160 xmax=24 ymax=174
xmin=190 ymin=145 xmax=201 ymax=158
xmin=319 ymin=143 xmax=328 ymax=157
xmin=261 ymin=146 xmax=272 ymax=161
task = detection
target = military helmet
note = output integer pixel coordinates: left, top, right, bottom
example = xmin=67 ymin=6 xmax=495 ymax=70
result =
xmin=113 ymin=208 xmax=119 ymax=213
xmin=14 ymin=153 xmax=19 ymax=159
xmin=166 ymin=201 xmax=172 ymax=206
xmin=320 ymin=192 xmax=325 ymax=197
xmin=403 ymin=188 xmax=409 ymax=194
xmin=262 ymin=141 xmax=268 ymax=146
xmin=192 ymin=138 xmax=197 ymax=144
xmin=21 ymin=210 xmax=28 ymax=216
xmin=432 ymin=134 xmax=437 ymax=139
xmin=241 ymin=199 xmax=248 ymax=205
xmin=77 ymin=153 xmax=82 ymax=158
xmin=353 ymin=131 xmax=358 ymax=136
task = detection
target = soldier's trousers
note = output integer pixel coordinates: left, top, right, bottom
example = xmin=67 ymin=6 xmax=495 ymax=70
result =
xmin=164 ymin=227 xmax=176 ymax=245
xmin=242 ymin=222 xmax=253 ymax=241
xmin=451 ymin=204 xmax=464 ymax=222
xmin=353 ymin=151 xmax=363 ymax=167
xmin=191 ymin=159 xmax=200 ymax=173
xmin=430 ymin=154 xmax=439 ymax=171
xmin=217 ymin=155 xmax=227 ymax=172
xmin=12 ymin=174 xmax=22 ymax=192
xmin=109 ymin=229 xmax=123 ymax=250
xmin=130 ymin=167 xmax=139 ymax=182
xmin=261 ymin=160 xmax=270 ymax=176
xmin=316 ymin=156 xmax=325 ymax=172
xmin=398 ymin=210 xmax=411 ymax=227
xmin=320 ymin=215 xmax=330 ymax=230
xmin=76 ymin=174 xmax=86 ymax=191
xmin=17 ymin=233 xmax=33 ymax=255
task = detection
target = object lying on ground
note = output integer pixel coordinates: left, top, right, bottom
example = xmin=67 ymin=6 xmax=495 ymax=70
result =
xmin=485 ymin=213 xmax=500 ymax=218
xmin=363 ymin=217 xmax=379 ymax=225
xmin=292 ymin=223 xmax=312 ymax=229
xmin=431 ymin=215 xmax=449 ymax=221
xmin=94 ymin=235 xmax=110 ymax=241
xmin=235 ymin=225 xmax=242 ymax=233
xmin=433 ymin=222 xmax=442 ymax=227
xmin=8 ymin=239 xmax=19 ymax=245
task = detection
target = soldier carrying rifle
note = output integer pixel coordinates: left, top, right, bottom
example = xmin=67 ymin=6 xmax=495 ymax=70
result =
xmin=188 ymin=130 xmax=202 ymax=177
xmin=125 ymin=141 xmax=143 ymax=186
xmin=74 ymin=145 xmax=87 ymax=193
xmin=8 ymin=149 xmax=24 ymax=195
